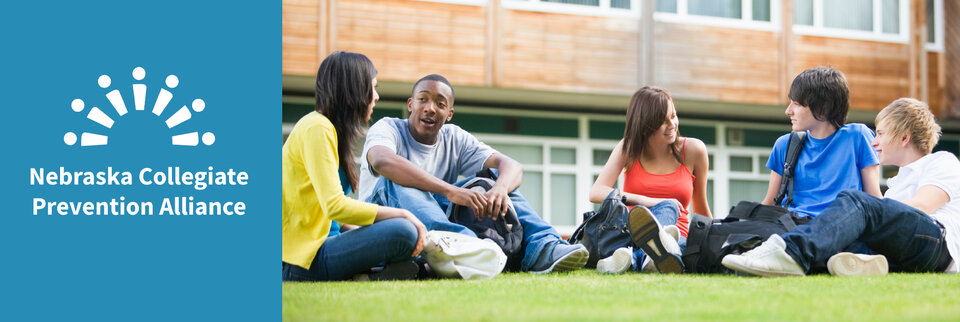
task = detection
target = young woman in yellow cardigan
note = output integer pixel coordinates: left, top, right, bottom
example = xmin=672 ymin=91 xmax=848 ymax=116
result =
xmin=282 ymin=52 xmax=426 ymax=281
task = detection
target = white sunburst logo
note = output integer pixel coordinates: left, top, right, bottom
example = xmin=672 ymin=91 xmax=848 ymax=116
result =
xmin=64 ymin=66 xmax=215 ymax=147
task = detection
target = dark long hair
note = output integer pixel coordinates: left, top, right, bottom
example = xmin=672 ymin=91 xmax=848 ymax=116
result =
xmin=315 ymin=51 xmax=378 ymax=191
xmin=622 ymin=86 xmax=682 ymax=169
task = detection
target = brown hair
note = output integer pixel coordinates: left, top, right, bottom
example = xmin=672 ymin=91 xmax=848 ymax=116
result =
xmin=875 ymin=98 xmax=941 ymax=154
xmin=315 ymin=51 xmax=378 ymax=191
xmin=622 ymin=86 xmax=682 ymax=169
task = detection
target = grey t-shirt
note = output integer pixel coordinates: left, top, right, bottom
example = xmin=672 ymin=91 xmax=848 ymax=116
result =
xmin=358 ymin=117 xmax=497 ymax=201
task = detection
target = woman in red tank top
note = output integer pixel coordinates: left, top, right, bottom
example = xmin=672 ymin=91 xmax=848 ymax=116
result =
xmin=589 ymin=86 xmax=712 ymax=273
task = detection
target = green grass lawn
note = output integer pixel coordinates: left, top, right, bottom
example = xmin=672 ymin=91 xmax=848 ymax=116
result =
xmin=283 ymin=270 xmax=960 ymax=321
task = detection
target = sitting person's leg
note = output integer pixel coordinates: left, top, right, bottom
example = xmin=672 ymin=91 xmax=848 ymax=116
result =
xmin=630 ymin=200 xmax=682 ymax=271
xmin=508 ymin=189 xmax=588 ymax=273
xmin=282 ymin=217 xmax=419 ymax=281
xmin=724 ymin=189 xmax=948 ymax=276
xmin=366 ymin=176 xmax=475 ymax=237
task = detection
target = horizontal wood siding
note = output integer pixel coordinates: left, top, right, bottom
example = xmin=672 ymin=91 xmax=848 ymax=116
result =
xmin=283 ymin=0 xmax=320 ymax=76
xmin=794 ymin=35 xmax=910 ymax=111
xmin=498 ymin=9 xmax=640 ymax=94
xmin=336 ymin=0 xmax=487 ymax=86
xmin=654 ymin=22 xmax=780 ymax=105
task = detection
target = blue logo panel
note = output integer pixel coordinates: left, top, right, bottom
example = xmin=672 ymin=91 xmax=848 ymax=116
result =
xmin=1 ymin=1 xmax=277 ymax=320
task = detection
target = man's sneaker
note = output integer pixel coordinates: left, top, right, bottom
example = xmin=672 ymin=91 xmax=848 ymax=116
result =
xmin=628 ymin=206 xmax=683 ymax=274
xmin=721 ymin=234 xmax=804 ymax=277
xmin=530 ymin=243 xmax=589 ymax=274
xmin=353 ymin=261 xmax=420 ymax=281
xmin=827 ymin=252 xmax=888 ymax=276
xmin=597 ymin=247 xmax=633 ymax=274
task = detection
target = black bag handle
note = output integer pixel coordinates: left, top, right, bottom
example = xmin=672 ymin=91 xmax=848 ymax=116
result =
xmin=773 ymin=131 xmax=807 ymax=208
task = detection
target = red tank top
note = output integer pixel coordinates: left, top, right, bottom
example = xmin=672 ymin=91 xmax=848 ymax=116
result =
xmin=623 ymin=138 xmax=694 ymax=237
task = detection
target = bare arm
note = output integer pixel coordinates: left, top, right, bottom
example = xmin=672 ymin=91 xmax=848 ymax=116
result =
xmin=860 ymin=164 xmax=882 ymax=198
xmin=902 ymin=185 xmax=951 ymax=215
xmin=367 ymin=145 xmax=488 ymax=215
xmin=761 ymin=170 xmax=782 ymax=206
xmin=687 ymin=139 xmax=712 ymax=218
xmin=588 ymin=140 xmax=680 ymax=208
xmin=480 ymin=153 xmax=522 ymax=219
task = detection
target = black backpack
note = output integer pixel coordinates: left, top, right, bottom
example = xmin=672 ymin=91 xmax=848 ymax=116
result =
xmin=446 ymin=169 xmax=524 ymax=271
xmin=682 ymin=131 xmax=809 ymax=274
xmin=566 ymin=189 xmax=632 ymax=268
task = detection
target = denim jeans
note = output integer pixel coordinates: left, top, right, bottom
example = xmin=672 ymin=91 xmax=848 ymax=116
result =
xmin=782 ymin=189 xmax=948 ymax=273
xmin=366 ymin=172 xmax=567 ymax=272
xmin=281 ymin=218 xmax=418 ymax=281
xmin=631 ymin=200 xmax=688 ymax=271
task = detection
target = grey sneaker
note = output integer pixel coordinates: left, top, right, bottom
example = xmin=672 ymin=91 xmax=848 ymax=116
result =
xmin=827 ymin=252 xmax=888 ymax=276
xmin=530 ymin=243 xmax=589 ymax=274
xmin=597 ymin=247 xmax=633 ymax=274
xmin=721 ymin=234 xmax=804 ymax=277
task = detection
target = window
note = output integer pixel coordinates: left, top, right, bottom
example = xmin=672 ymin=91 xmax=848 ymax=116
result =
xmin=502 ymin=0 xmax=638 ymax=17
xmin=926 ymin=0 xmax=944 ymax=51
xmin=793 ymin=0 xmax=909 ymax=43
xmin=655 ymin=0 xmax=777 ymax=30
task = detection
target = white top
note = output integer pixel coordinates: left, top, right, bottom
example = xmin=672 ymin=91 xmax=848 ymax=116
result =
xmin=358 ymin=117 xmax=496 ymax=201
xmin=884 ymin=151 xmax=960 ymax=273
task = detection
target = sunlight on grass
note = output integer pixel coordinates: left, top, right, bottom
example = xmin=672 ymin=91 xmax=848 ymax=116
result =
xmin=283 ymin=271 xmax=960 ymax=321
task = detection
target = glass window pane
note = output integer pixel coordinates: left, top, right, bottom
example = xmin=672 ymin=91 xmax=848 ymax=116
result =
xmin=927 ymin=0 xmax=936 ymax=42
xmin=823 ymin=0 xmax=873 ymax=31
xmin=489 ymin=144 xmax=542 ymax=164
xmin=550 ymin=174 xmax=577 ymax=226
xmin=542 ymin=0 xmax=599 ymax=6
xmin=656 ymin=0 xmax=677 ymax=13
xmin=689 ymin=0 xmax=741 ymax=19
xmin=611 ymin=0 xmax=631 ymax=9
xmin=708 ymin=154 xmax=714 ymax=171
xmin=730 ymin=156 xmax=753 ymax=172
xmin=752 ymin=0 xmax=771 ymax=21
xmin=518 ymin=171 xmax=543 ymax=217
xmin=551 ymin=147 xmax=576 ymax=165
xmin=760 ymin=155 xmax=770 ymax=171
xmin=593 ymin=148 xmax=613 ymax=166
xmin=728 ymin=180 xmax=768 ymax=205
xmin=882 ymin=0 xmax=899 ymax=34
xmin=795 ymin=0 xmax=813 ymax=25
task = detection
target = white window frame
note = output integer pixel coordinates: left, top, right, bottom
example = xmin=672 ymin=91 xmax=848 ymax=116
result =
xmin=417 ymin=0 xmax=488 ymax=6
xmin=654 ymin=0 xmax=781 ymax=32
xmin=926 ymin=0 xmax=944 ymax=51
xmin=793 ymin=0 xmax=910 ymax=43
xmin=501 ymin=0 xmax=641 ymax=18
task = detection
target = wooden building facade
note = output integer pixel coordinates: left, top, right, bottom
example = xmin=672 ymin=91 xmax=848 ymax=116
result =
xmin=283 ymin=0 xmax=960 ymax=229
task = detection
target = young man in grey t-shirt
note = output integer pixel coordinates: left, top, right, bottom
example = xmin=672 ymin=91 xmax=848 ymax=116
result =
xmin=359 ymin=74 xmax=588 ymax=273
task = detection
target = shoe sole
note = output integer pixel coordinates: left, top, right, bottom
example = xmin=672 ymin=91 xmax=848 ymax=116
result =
xmin=720 ymin=255 xmax=805 ymax=277
xmin=531 ymin=247 xmax=588 ymax=274
xmin=628 ymin=206 xmax=683 ymax=274
xmin=827 ymin=252 xmax=888 ymax=276
xmin=597 ymin=249 xmax=632 ymax=274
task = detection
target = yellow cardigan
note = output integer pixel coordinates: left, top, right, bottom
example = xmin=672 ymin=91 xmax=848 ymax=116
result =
xmin=282 ymin=112 xmax=377 ymax=269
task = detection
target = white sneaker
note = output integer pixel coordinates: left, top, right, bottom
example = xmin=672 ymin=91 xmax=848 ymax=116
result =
xmin=640 ymin=256 xmax=658 ymax=273
xmin=721 ymin=234 xmax=805 ymax=277
xmin=597 ymin=247 xmax=633 ymax=274
xmin=663 ymin=225 xmax=680 ymax=242
xmin=827 ymin=252 xmax=888 ymax=276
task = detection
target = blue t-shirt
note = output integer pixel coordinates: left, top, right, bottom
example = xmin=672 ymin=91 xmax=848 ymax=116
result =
xmin=766 ymin=123 xmax=878 ymax=217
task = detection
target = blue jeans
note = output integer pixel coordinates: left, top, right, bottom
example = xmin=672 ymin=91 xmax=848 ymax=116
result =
xmin=366 ymin=172 xmax=567 ymax=272
xmin=281 ymin=218 xmax=418 ymax=281
xmin=782 ymin=190 xmax=948 ymax=273
xmin=631 ymin=200 xmax=688 ymax=271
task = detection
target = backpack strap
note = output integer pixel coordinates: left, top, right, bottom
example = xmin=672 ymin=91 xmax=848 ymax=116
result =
xmin=773 ymin=131 xmax=807 ymax=208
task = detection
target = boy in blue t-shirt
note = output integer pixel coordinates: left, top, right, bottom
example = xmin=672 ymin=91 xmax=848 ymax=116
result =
xmin=761 ymin=66 xmax=881 ymax=217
